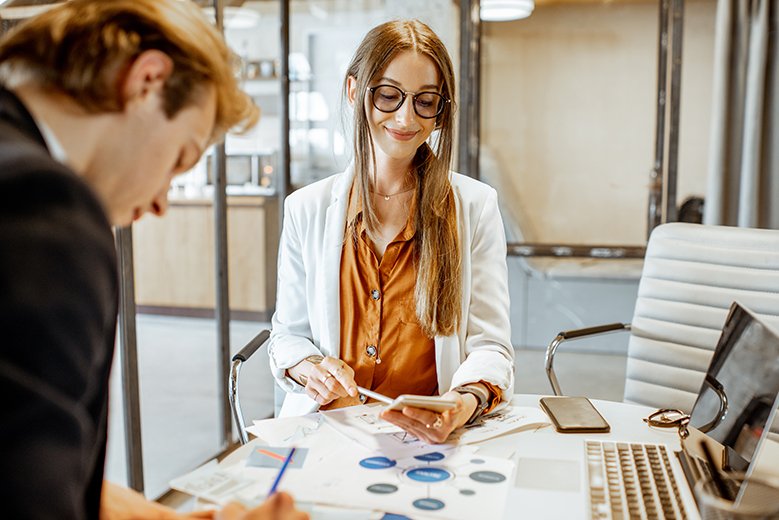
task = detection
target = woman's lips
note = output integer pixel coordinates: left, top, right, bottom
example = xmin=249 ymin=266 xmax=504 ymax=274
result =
xmin=385 ymin=127 xmax=417 ymax=141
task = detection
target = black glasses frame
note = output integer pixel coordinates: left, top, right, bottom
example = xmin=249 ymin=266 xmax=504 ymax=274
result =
xmin=367 ymin=84 xmax=450 ymax=119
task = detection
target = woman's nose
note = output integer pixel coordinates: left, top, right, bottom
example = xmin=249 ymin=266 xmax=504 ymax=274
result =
xmin=395 ymin=95 xmax=416 ymax=125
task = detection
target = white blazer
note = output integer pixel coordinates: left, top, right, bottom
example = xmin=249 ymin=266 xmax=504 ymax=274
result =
xmin=268 ymin=165 xmax=514 ymax=417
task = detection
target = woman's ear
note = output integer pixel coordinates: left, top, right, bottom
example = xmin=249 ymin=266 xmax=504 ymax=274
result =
xmin=346 ymin=75 xmax=358 ymax=107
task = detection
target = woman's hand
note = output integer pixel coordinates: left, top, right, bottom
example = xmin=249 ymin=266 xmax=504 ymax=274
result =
xmin=378 ymin=390 xmax=478 ymax=444
xmin=287 ymin=356 xmax=358 ymax=406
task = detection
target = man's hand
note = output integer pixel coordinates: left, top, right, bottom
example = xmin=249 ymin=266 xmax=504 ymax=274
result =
xmin=100 ymin=481 xmax=214 ymax=519
xmin=379 ymin=390 xmax=478 ymax=444
xmin=216 ymin=493 xmax=309 ymax=520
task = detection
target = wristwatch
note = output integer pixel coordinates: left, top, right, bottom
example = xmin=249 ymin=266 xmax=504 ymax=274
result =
xmin=453 ymin=384 xmax=490 ymax=425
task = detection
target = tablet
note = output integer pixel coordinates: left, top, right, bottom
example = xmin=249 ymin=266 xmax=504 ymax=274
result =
xmin=386 ymin=394 xmax=457 ymax=413
xmin=356 ymin=386 xmax=457 ymax=413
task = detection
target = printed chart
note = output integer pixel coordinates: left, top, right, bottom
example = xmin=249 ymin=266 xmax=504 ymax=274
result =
xmin=339 ymin=449 xmax=513 ymax=519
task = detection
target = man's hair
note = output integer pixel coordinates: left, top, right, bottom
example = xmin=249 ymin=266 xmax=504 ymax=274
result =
xmin=0 ymin=0 xmax=258 ymax=141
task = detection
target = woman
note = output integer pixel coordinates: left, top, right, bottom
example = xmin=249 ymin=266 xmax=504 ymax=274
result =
xmin=268 ymin=19 xmax=513 ymax=444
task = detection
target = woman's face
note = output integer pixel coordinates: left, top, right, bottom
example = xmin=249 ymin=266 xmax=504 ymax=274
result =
xmin=363 ymin=51 xmax=441 ymax=165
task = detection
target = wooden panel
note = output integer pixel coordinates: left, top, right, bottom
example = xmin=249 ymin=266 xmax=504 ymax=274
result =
xmin=133 ymin=196 xmax=278 ymax=313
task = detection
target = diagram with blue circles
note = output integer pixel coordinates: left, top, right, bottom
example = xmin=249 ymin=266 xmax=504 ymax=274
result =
xmin=355 ymin=450 xmax=511 ymax=517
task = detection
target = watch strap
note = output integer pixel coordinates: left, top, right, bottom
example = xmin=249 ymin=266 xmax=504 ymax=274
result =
xmin=453 ymin=385 xmax=490 ymax=425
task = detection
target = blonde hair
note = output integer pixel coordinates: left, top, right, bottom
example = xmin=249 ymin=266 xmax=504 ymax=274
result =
xmin=344 ymin=19 xmax=461 ymax=337
xmin=0 ymin=0 xmax=258 ymax=142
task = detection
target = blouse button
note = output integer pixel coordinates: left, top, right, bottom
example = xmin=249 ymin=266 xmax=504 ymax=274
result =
xmin=371 ymin=289 xmax=380 ymax=300
xmin=366 ymin=344 xmax=377 ymax=357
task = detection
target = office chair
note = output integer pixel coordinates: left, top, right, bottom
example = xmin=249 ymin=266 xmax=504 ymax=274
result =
xmin=229 ymin=329 xmax=272 ymax=444
xmin=545 ymin=222 xmax=779 ymax=413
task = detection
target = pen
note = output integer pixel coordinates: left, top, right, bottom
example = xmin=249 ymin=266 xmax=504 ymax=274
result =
xmin=267 ymin=447 xmax=296 ymax=498
xmin=356 ymin=385 xmax=393 ymax=405
xmin=699 ymin=440 xmax=733 ymax=501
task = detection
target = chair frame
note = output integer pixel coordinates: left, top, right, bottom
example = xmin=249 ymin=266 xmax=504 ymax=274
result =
xmin=229 ymin=329 xmax=270 ymax=445
xmin=545 ymin=322 xmax=631 ymax=396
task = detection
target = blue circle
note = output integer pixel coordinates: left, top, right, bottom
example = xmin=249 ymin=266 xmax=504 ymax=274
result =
xmin=381 ymin=515 xmax=412 ymax=520
xmin=469 ymin=470 xmax=506 ymax=483
xmin=413 ymin=498 xmax=446 ymax=511
xmin=405 ymin=467 xmax=452 ymax=483
xmin=414 ymin=452 xmax=446 ymax=462
xmin=359 ymin=456 xmax=397 ymax=469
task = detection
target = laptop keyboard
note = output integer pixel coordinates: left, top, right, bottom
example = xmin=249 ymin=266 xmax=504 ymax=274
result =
xmin=585 ymin=440 xmax=688 ymax=520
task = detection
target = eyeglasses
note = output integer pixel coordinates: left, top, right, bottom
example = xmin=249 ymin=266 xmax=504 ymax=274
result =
xmin=367 ymin=84 xmax=449 ymax=119
xmin=643 ymin=408 xmax=691 ymax=438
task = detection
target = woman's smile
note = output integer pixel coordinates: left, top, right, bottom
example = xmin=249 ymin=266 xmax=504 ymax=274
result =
xmin=384 ymin=126 xmax=419 ymax=141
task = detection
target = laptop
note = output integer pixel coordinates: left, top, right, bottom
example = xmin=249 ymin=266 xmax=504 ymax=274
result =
xmin=584 ymin=302 xmax=779 ymax=519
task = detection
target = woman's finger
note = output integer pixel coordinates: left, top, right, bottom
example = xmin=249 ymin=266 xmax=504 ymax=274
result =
xmin=305 ymin=374 xmax=339 ymax=403
xmin=320 ymin=357 xmax=358 ymax=397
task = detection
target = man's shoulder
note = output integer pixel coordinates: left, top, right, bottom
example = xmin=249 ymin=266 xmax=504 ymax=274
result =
xmin=0 ymin=129 xmax=108 ymax=229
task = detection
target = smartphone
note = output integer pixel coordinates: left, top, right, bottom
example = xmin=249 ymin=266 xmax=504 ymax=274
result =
xmin=357 ymin=386 xmax=457 ymax=413
xmin=385 ymin=395 xmax=457 ymax=413
xmin=539 ymin=396 xmax=610 ymax=433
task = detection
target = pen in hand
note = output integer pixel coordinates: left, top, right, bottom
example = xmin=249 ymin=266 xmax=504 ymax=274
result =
xmin=267 ymin=447 xmax=296 ymax=498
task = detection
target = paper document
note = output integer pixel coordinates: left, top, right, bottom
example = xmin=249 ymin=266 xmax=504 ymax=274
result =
xmin=246 ymin=413 xmax=325 ymax=446
xmin=449 ymin=406 xmax=550 ymax=445
xmin=321 ymin=404 xmax=549 ymax=456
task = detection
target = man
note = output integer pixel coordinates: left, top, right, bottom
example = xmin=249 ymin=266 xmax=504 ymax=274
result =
xmin=0 ymin=1 xmax=305 ymax=519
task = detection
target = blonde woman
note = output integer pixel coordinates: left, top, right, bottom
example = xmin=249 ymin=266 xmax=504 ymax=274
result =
xmin=269 ymin=19 xmax=513 ymax=444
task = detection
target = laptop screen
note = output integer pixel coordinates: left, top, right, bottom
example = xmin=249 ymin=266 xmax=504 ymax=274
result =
xmin=689 ymin=302 xmax=779 ymax=472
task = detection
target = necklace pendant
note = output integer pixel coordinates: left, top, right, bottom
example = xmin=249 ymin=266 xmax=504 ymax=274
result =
xmin=384 ymin=195 xmax=390 ymax=201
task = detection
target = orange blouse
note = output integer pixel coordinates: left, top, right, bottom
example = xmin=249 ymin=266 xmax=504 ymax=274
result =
xmin=324 ymin=186 xmax=502 ymax=413
xmin=324 ymin=191 xmax=438 ymax=410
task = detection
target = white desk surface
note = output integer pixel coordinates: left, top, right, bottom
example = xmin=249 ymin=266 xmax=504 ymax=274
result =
xmin=220 ymin=395 xmax=694 ymax=520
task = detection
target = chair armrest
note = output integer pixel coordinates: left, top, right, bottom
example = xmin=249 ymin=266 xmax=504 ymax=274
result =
xmin=545 ymin=323 xmax=630 ymax=396
xmin=232 ymin=329 xmax=271 ymax=363
xmin=230 ymin=329 xmax=271 ymax=444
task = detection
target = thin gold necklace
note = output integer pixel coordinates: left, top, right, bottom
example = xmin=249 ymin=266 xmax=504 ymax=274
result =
xmin=372 ymin=186 xmax=415 ymax=201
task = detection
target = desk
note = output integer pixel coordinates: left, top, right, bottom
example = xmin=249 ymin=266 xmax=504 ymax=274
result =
xmin=498 ymin=395 xmax=691 ymax=519
xmin=204 ymin=396 xmax=696 ymax=519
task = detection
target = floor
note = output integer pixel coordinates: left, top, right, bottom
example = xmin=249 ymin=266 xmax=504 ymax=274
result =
xmin=104 ymin=314 xmax=627 ymax=499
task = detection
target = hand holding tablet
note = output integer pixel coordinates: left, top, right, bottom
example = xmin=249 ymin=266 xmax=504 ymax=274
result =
xmin=356 ymin=386 xmax=457 ymax=413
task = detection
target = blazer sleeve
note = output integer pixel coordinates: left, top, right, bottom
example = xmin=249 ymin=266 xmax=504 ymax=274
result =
xmin=268 ymin=196 xmax=323 ymax=392
xmin=450 ymin=187 xmax=515 ymax=402
xmin=0 ymin=167 xmax=117 ymax=520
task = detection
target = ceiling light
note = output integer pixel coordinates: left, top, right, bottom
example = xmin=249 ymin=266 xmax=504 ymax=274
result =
xmin=480 ymin=0 xmax=535 ymax=22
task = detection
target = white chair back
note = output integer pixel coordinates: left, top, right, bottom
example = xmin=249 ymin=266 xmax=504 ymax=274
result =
xmin=624 ymin=223 xmax=779 ymax=411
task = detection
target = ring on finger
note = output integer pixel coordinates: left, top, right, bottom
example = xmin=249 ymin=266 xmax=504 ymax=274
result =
xmin=432 ymin=416 xmax=443 ymax=429
xmin=323 ymin=373 xmax=334 ymax=382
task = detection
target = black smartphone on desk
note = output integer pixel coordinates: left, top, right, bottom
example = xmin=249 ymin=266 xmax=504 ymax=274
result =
xmin=539 ymin=396 xmax=610 ymax=433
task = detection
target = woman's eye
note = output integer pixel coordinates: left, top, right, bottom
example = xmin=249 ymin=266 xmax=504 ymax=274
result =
xmin=381 ymin=93 xmax=399 ymax=101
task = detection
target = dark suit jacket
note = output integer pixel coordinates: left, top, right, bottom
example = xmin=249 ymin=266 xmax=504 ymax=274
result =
xmin=0 ymin=87 xmax=118 ymax=519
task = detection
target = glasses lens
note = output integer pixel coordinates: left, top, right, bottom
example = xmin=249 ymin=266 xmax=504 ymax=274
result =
xmin=414 ymin=92 xmax=444 ymax=118
xmin=372 ymin=85 xmax=404 ymax=112
xmin=646 ymin=409 xmax=688 ymax=427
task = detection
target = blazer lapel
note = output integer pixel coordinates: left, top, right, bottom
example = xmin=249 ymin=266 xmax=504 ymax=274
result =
xmin=320 ymin=165 xmax=355 ymax=358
